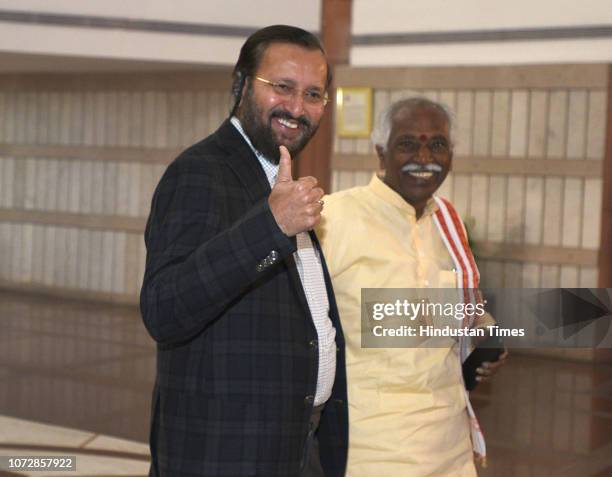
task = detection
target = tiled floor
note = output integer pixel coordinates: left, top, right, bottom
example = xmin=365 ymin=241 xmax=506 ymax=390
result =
xmin=1 ymin=290 xmax=611 ymax=476
xmin=0 ymin=291 xmax=153 ymax=476
xmin=473 ymin=357 xmax=612 ymax=477
xmin=0 ymin=415 xmax=149 ymax=476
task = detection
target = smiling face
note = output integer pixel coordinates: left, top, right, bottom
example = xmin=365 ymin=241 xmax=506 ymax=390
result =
xmin=235 ymin=42 xmax=328 ymax=162
xmin=377 ymin=104 xmax=453 ymax=218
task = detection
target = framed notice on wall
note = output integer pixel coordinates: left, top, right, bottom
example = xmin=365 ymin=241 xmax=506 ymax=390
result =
xmin=336 ymin=87 xmax=373 ymax=137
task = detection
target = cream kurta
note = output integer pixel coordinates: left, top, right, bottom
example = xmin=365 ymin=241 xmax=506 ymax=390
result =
xmin=316 ymin=175 xmax=476 ymax=476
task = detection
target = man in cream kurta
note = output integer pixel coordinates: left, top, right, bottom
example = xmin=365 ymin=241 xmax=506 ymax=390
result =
xmin=317 ymin=98 xmax=485 ymax=476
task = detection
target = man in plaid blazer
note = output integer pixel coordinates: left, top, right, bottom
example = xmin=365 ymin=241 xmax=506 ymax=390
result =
xmin=140 ymin=25 xmax=348 ymax=476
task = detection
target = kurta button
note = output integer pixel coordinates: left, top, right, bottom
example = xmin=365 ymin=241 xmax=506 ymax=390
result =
xmin=334 ymin=399 xmax=344 ymax=405
xmin=309 ymin=339 xmax=318 ymax=349
xmin=304 ymin=395 xmax=314 ymax=406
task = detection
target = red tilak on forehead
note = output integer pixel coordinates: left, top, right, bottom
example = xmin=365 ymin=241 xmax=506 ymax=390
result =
xmin=419 ymin=134 xmax=428 ymax=142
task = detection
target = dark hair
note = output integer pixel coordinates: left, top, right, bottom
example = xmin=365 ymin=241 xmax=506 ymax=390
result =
xmin=230 ymin=24 xmax=332 ymax=115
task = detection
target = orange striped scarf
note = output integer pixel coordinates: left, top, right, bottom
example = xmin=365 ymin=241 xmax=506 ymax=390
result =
xmin=432 ymin=196 xmax=487 ymax=467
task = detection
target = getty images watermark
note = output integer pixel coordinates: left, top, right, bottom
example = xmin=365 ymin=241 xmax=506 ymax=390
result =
xmin=361 ymin=288 xmax=612 ymax=348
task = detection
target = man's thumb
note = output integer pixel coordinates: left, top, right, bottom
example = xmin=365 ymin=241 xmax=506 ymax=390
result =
xmin=277 ymin=146 xmax=293 ymax=182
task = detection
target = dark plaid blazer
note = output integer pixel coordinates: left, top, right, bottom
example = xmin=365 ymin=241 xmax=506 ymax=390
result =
xmin=140 ymin=120 xmax=348 ymax=477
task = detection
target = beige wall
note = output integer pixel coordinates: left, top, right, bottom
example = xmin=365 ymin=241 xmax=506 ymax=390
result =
xmin=353 ymin=0 xmax=612 ymax=33
xmin=0 ymin=0 xmax=322 ymax=29
xmin=0 ymin=71 xmax=233 ymax=304
xmin=331 ymin=65 xmax=608 ymax=292
xmin=351 ymin=0 xmax=612 ymax=65
xmin=0 ymin=1 xmax=321 ymax=67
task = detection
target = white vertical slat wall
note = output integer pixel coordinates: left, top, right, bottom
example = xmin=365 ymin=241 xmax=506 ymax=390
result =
xmin=0 ymin=66 xmax=607 ymax=310
xmin=0 ymin=73 xmax=233 ymax=303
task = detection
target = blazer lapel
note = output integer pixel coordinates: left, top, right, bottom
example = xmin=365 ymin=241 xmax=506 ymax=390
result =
xmin=214 ymin=119 xmax=271 ymax=204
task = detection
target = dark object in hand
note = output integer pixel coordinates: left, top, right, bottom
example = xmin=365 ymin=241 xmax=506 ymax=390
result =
xmin=462 ymin=335 xmax=504 ymax=391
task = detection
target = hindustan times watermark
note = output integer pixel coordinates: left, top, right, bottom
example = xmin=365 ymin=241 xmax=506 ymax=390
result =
xmin=371 ymin=324 xmax=524 ymax=338
xmin=361 ymin=288 xmax=612 ymax=348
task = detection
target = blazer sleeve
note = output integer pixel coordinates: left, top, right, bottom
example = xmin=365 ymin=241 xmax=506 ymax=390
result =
xmin=140 ymin=155 xmax=296 ymax=346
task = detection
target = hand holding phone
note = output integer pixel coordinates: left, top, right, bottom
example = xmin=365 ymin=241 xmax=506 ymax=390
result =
xmin=462 ymin=334 xmax=505 ymax=391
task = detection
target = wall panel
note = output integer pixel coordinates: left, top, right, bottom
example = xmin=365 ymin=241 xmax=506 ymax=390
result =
xmin=486 ymin=176 xmax=506 ymax=242
xmin=491 ymin=90 xmax=510 ymax=156
xmin=455 ymin=91 xmax=474 ymax=156
xmin=509 ymin=90 xmax=528 ymax=158
xmin=524 ymin=177 xmax=544 ymax=245
xmin=505 ymin=175 xmax=525 ymax=244
xmin=566 ymin=90 xmax=588 ymax=159
xmin=472 ymin=91 xmax=492 ymax=156
xmin=0 ymin=65 xmax=607 ymax=308
xmin=586 ymin=91 xmax=606 ymax=160
xmin=0 ymin=71 xmax=233 ymax=303
xmin=527 ymin=90 xmax=548 ymax=158
xmin=547 ymin=91 xmax=568 ymax=159
xmin=469 ymin=174 xmax=488 ymax=241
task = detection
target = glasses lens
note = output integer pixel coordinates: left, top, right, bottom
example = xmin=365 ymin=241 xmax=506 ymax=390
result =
xmin=258 ymin=77 xmax=327 ymax=106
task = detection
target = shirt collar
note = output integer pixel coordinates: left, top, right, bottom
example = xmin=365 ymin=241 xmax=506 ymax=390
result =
xmin=230 ymin=116 xmax=279 ymax=187
xmin=230 ymin=116 xmax=257 ymax=155
xmin=367 ymin=173 xmax=438 ymax=218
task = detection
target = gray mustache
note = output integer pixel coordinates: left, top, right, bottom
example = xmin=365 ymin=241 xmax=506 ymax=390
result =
xmin=401 ymin=163 xmax=443 ymax=173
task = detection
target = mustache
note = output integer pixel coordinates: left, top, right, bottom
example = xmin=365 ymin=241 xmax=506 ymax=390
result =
xmin=401 ymin=163 xmax=443 ymax=173
xmin=270 ymin=110 xmax=312 ymax=129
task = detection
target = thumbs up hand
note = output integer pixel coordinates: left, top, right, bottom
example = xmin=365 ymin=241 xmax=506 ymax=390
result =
xmin=276 ymin=144 xmax=294 ymax=183
xmin=268 ymin=146 xmax=324 ymax=237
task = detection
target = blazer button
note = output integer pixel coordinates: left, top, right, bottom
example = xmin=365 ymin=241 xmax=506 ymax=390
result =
xmin=334 ymin=398 xmax=344 ymax=405
xmin=304 ymin=395 xmax=314 ymax=406
xmin=309 ymin=339 xmax=318 ymax=349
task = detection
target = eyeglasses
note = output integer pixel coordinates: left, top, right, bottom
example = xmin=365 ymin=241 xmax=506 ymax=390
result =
xmin=254 ymin=76 xmax=329 ymax=107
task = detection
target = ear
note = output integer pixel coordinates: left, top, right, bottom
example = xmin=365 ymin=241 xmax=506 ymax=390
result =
xmin=240 ymin=75 xmax=249 ymax=99
xmin=375 ymin=145 xmax=386 ymax=171
xmin=233 ymin=72 xmax=249 ymax=113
